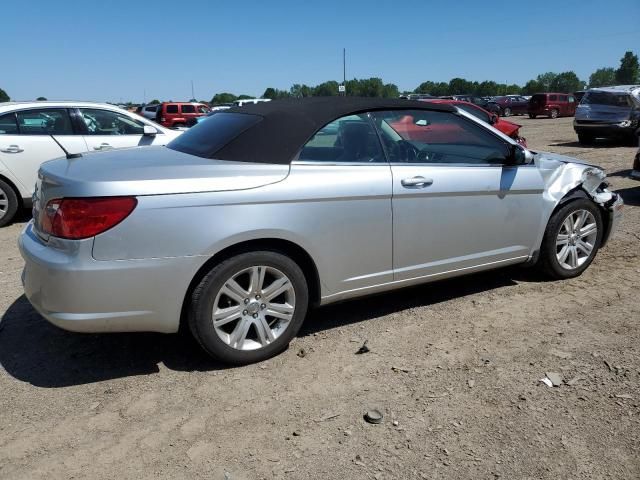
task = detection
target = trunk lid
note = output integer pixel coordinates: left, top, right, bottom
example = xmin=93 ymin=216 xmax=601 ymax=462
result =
xmin=33 ymin=146 xmax=290 ymax=237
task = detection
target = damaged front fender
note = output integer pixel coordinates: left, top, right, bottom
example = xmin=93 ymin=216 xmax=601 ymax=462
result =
xmin=534 ymin=150 xmax=623 ymax=247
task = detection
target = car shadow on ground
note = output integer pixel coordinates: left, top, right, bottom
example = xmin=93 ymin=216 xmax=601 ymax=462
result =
xmin=549 ymin=139 xmax=634 ymax=148
xmin=0 ymin=267 xmax=541 ymax=388
xmin=615 ymin=186 xmax=640 ymax=207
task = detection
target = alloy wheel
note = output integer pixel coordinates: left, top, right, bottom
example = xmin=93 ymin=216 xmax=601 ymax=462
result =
xmin=0 ymin=189 xmax=8 ymax=220
xmin=212 ymin=265 xmax=296 ymax=351
xmin=504 ymin=107 xmax=512 ymax=116
xmin=555 ymin=209 xmax=598 ymax=270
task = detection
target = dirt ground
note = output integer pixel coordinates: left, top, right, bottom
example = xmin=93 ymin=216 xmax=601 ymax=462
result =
xmin=1 ymin=116 xmax=639 ymax=480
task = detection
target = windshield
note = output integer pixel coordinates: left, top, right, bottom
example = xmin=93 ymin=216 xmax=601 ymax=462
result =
xmin=581 ymin=92 xmax=634 ymax=108
xmin=167 ymin=112 xmax=262 ymax=158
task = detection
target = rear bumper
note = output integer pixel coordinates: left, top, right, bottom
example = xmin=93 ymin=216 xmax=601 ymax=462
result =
xmin=18 ymin=222 xmax=202 ymax=334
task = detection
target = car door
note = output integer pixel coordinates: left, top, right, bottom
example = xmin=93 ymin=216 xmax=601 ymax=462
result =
xmin=513 ymin=96 xmax=527 ymax=114
xmin=78 ymin=107 xmax=150 ymax=151
xmin=0 ymin=108 xmax=87 ymax=196
xmin=288 ymin=113 xmax=394 ymax=297
xmin=371 ymin=109 xmax=546 ymax=282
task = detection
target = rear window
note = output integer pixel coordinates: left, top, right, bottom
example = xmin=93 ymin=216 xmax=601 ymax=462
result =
xmin=181 ymin=104 xmax=196 ymax=113
xmin=167 ymin=112 xmax=263 ymax=159
xmin=582 ymin=92 xmax=634 ymax=107
xmin=166 ymin=104 xmax=179 ymax=113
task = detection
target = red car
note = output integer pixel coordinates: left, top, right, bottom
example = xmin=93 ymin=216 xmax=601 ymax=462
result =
xmin=491 ymin=95 xmax=529 ymax=117
xmin=528 ymin=93 xmax=577 ymax=119
xmin=155 ymin=102 xmax=210 ymax=128
xmin=421 ymin=99 xmax=527 ymax=147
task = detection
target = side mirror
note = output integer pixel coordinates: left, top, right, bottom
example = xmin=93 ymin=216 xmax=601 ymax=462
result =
xmin=143 ymin=125 xmax=158 ymax=137
xmin=505 ymin=144 xmax=531 ymax=166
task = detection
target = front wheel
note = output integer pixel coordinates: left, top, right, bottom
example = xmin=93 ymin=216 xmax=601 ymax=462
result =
xmin=549 ymin=109 xmax=559 ymax=119
xmin=189 ymin=251 xmax=309 ymax=364
xmin=0 ymin=179 xmax=19 ymax=228
xmin=539 ymin=199 xmax=603 ymax=279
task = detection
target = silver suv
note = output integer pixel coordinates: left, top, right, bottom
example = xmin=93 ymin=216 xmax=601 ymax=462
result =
xmin=574 ymin=85 xmax=640 ymax=144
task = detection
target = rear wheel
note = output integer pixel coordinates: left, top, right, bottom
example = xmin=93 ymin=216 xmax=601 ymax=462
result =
xmin=539 ymin=199 xmax=603 ymax=279
xmin=578 ymin=133 xmax=594 ymax=145
xmin=0 ymin=179 xmax=19 ymax=228
xmin=503 ymin=107 xmax=512 ymax=117
xmin=189 ymin=251 xmax=309 ymax=364
xmin=173 ymin=122 xmax=186 ymax=128
xmin=549 ymin=109 xmax=559 ymax=119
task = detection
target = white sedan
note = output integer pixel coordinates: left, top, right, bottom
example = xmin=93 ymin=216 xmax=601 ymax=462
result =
xmin=0 ymin=101 xmax=182 ymax=226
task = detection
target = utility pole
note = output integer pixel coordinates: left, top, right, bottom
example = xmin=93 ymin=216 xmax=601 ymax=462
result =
xmin=339 ymin=48 xmax=346 ymax=96
xmin=143 ymin=89 xmax=146 ymax=104
xmin=191 ymin=80 xmax=195 ymax=101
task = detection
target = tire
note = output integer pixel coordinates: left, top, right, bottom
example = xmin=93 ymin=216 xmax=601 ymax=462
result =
xmin=503 ymin=107 xmax=512 ymax=117
xmin=539 ymin=199 xmax=603 ymax=280
xmin=173 ymin=123 xmax=186 ymax=128
xmin=189 ymin=251 xmax=309 ymax=365
xmin=549 ymin=109 xmax=559 ymax=119
xmin=529 ymin=114 xmax=536 ymax=119
xmin=0 ymin=179 xmax=19 ymax=228
xmin=577 ymin=133 xmax=594 ymax=145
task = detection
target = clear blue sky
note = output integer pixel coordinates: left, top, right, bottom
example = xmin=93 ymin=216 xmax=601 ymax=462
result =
xmin=2 ymin=0 xmax=639 ymax=102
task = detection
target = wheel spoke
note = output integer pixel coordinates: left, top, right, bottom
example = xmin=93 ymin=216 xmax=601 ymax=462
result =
xmin=229 ymin=317 xmax=252 ymax=349
xmin=556 ymin=233 xmax=569 ymax=246
xmin=213 ymin=305 xmax=243 ymax=327
xmin=576 ymin=239 xmax=593 ymax=256
xmin=579 ymin=223 xmax=597 ymax=239
xmin=574 ymin=211 xmax=587 ymax=230
xmin=222 ymin=279 xmax=249 ymax=303
xmin=262 ymin=276 xmax=291 ymax=301
xmin=561 ymin=218 xmax=573 ymax=234
xmin=265 ymin=302 xmax=294 ymax=321
xmin=254 ymin=317 xmax=276 ymax=346
xmin=248 ymin=266 xmax=266 ymax=294
xmin=568 ymin=246 xmax=578 ymax=268
xmin=558 ymin=245 xmax=570 ymax=265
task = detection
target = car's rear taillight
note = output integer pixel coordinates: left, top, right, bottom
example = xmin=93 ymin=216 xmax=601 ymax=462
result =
xmin=41 ymin=197 xmax=137 ymax=240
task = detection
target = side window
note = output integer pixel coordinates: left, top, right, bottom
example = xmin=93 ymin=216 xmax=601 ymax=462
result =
xmin=197 ymin=105 xmax=210 ymax=113
xmin=298 ymin=114 xmax=383 ymax=163
xmin=568 ymin=96 xmax=575 ymax=103
xmin=15 ymin=109 xmax=73 ymax=135
xmin=372 ymin=110 xmax=510 ymax=165
xmin=0 ymin=113 xmax=18 ymax=134
xmin=549 ymin=95 xmax=557 ymax=101
xmin=560 ymin=95 xmax=567 ymax=102
xmin=79 ymin=109 xmax=145 ymax=135
xmin=181 ymin=104 xmax=196 ymax=114
xmin=166 ymin=104 xmax=179 ymax=114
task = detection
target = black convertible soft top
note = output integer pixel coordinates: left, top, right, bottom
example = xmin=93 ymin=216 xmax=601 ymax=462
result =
xmin=219 ymin=97 xmax=455 ymax=164
xmin=170 ymin=97 xmax=455 ymax=164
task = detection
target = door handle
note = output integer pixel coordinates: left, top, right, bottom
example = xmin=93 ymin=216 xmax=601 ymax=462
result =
xmin=93 ymin=143 xmax=113 ymax=151
xmin=401 ymin=176 xmax=433 ymax=188
xmin=0 ymin=145 xmax=24 ymax=153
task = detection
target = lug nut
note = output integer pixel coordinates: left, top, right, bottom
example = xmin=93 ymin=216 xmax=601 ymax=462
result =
xmin=243 ymin=310 xmax=248 ymax=315
xmin=255 ymin=294 xmax=261 ymax=300
xmin=244 ymin=298 xmax=249 ymax=304
xmin=261 ymin=303 xmax=266 ymax=309
xmin=252 ymin=313 xmax=258 ymax=319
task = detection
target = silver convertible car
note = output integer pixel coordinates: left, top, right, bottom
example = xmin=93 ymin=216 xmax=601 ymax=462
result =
xmin=19 ymin=98 xmax=623 ymax=364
